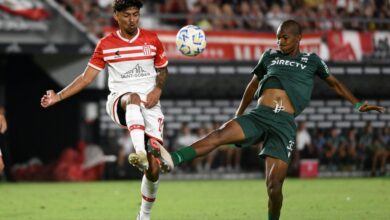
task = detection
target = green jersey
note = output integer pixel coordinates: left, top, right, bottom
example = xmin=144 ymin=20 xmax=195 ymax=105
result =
xmin=251 ymin=49 xmax=330 ymax=116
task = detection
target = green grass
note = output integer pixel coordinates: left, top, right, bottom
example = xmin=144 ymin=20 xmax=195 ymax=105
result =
xmin=0 ymin=178 xmax=389 ymax=220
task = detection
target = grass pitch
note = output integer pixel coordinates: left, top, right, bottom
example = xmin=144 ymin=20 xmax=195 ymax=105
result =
xmin=0 ymin=178 xmax=389 ymax=220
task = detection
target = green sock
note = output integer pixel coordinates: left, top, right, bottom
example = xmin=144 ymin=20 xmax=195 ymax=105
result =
xmin=268 ymin=213 xmax=280 ymax=220
xmin=170 ymin=146 xmax=197 ymax=166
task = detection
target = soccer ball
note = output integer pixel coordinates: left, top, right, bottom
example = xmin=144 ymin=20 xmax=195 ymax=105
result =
xmin=176 ymin=25 xmax=207 ymax=56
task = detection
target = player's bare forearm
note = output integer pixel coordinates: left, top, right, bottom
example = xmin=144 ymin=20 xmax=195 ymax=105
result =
xmin=155 ymin=67 xmax=168 ymax=90
xmin=324 ymin=75 xmax=359 ymax=105
xmin=41 ymin=66 xmax=100 ymax=108
xmin=145 ymin=67 xmax=168 ymax=108
xmin=324 ymin=75 xmax=385 ymax=113
xmin=59 ymin=69 xmax=99 ymax=99
xmin=236 ymin=75 xmax=259 ymax=116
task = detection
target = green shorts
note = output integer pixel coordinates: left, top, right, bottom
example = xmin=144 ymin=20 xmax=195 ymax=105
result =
xmin=234 ymin=105 xmax=296 ymax=163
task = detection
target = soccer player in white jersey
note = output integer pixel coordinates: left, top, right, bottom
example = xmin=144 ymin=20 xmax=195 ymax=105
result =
xmin=41 ymin=1 xmax=173 ymax=219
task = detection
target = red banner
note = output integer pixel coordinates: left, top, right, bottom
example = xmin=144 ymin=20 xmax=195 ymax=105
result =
xmin=155 ymin=30 xmax=322 ymax=61
xmin=0 ymin=0 xmax=50 ymax=20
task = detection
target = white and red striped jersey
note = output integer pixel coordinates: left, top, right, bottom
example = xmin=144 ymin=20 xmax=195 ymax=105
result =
xmin=88 ymin=28 xmax=168 ymax=94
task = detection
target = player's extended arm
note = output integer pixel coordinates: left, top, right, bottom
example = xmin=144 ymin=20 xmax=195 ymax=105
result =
xmin=41 ymin=66 xmax=100 ymax=108
xmin=145 ymin=66 xmax=168 ymax=108
xmin=324 ymin=75 xmax=385 ymax=113
xmin=235 ymin=75 xmax=259 ymax=116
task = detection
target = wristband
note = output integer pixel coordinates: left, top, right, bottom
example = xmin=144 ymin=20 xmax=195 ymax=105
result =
xmin=354 ymin=101 xmax=363 ymax=110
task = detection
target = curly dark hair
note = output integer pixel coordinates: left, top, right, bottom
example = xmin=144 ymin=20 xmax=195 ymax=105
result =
xmin=112 ymin=0 xmax=143 ymax=12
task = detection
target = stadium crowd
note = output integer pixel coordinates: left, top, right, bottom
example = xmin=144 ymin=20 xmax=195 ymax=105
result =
xmin=55 ymin=0 xmax=390 ymax=37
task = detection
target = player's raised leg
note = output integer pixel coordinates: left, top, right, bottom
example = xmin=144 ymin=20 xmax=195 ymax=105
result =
xmin=120 ymin=93 xmax=149 ymax=171
xmin=265 ymin=156 xmax=288 ymax=220
xmin=170 ymin=120 xmax=246 ymax=166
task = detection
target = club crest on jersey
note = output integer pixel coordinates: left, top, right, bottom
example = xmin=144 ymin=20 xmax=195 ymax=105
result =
xmin=143 ymin=45 xmax=151 ymax=56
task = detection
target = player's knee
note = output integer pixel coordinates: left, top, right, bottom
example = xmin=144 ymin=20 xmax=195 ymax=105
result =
xmin=126 ymin=93 xmax=141 ymax=105
xmin=267 ymin=179 xmax=283 ymax=197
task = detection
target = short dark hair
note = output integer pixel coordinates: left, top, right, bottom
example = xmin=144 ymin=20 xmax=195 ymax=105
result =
xmin=112 ymin=0 xmax=143 ymax=12
xmin=280 ymin=20 xmax=302 ymax=35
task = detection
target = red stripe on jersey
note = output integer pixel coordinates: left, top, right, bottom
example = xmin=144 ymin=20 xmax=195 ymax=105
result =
xmin=104 ymin=49 xmax=157 ymax=57
xmin=106 ymin=56 xmax=155 ymax=63
xmin=129 ymin=124 xmax=145 ymax=131
xmin=142 ymin=194 xmax=156 ymax=202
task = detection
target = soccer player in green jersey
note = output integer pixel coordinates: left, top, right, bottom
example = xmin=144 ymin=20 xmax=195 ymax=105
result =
xmin=169 ymin=20 xmax=385 ymax=220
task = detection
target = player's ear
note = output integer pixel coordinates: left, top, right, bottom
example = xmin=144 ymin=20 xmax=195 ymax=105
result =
xmin=297 ymin=34 xmax=302 ymax=42
xmin=113 ymin=12 xmax=118 ymax=22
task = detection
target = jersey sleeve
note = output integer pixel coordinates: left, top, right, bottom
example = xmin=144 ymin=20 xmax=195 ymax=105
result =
xmin=314 ymin=54 xmax=330 ymax=79
xmin=250 ymin=50 xmax=268 ymax=79
xmin=88 ymin=40 xmax=105 ymax=71
xmin=154 ymin=35 xmax=168 ymax=68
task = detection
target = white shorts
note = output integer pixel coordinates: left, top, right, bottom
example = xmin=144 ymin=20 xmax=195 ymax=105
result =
xmin=0 ymin=148 xmax=2 ymax=156
xmin=106 ymin=92 xmax=164 ymax=143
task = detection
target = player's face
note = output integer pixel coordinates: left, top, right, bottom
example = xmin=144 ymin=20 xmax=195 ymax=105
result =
xmin=114 ymin=7 xmax=140 ymax=36
xmin=276 ymin=26 xmax=301 ymax=55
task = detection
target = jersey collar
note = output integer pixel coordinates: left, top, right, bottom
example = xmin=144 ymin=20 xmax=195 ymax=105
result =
xmin=117 ymin=28 xmax=140 ymax=44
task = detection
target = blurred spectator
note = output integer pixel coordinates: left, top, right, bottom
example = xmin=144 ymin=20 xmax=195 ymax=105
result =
xmin=220 ymin=3 xmax=237 ymax=29
xmin=369 ymin=135 xmax=388 ymax=176
xmin=296 ymin=121 xmax=317 ymax=159
xmin=358 ymin=122 xmax=374 ymax=169
xmin=266 ymin=3 xmax=286 ymax=31
xmin=322 ymin=127 xmax=345 ymax=171
xmin=313 ymin=129 xmax=326 ymax=156
xmin=161 ymin=0 xmax=189 ymax=27
xmin=344 ymin=128 xmax=358 ymax=170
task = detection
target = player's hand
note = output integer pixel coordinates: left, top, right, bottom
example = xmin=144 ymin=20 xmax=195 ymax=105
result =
xmin=358 ymin=101 xmax=385 ymax=113
xmin=0 ymin=114 xmax=7 ymax=134
xmin=41 ymin=90 xmax=61 ymax=108
xmin=145 ymin=87 xmax=161 ymax=108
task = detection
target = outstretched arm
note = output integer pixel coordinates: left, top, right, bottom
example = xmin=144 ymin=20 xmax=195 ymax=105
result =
xmin=145 ymin=67 xmax=168 ymax=108
xmin=235 ymin=75 xmax=259 ymax=116
xmin=324 ymin=75 xmax=385 ymax=113
xmin=41 ymin=66 xmax=100 ymax=108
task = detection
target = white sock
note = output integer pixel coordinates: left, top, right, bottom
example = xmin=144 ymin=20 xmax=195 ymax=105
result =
xmin=140 ymin=175 xmax=159 ymax=216
xmin=126 ymin=104 xmax=146 ymax=154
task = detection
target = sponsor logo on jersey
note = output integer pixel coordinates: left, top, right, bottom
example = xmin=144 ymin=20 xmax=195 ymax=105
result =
xmin=114 ymin=50 xmax=121 ymax=58
xmin=270 ymin=58 xmax=307 ymax=70
xmin=121 ymin=64 xmax=150 ymax=79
